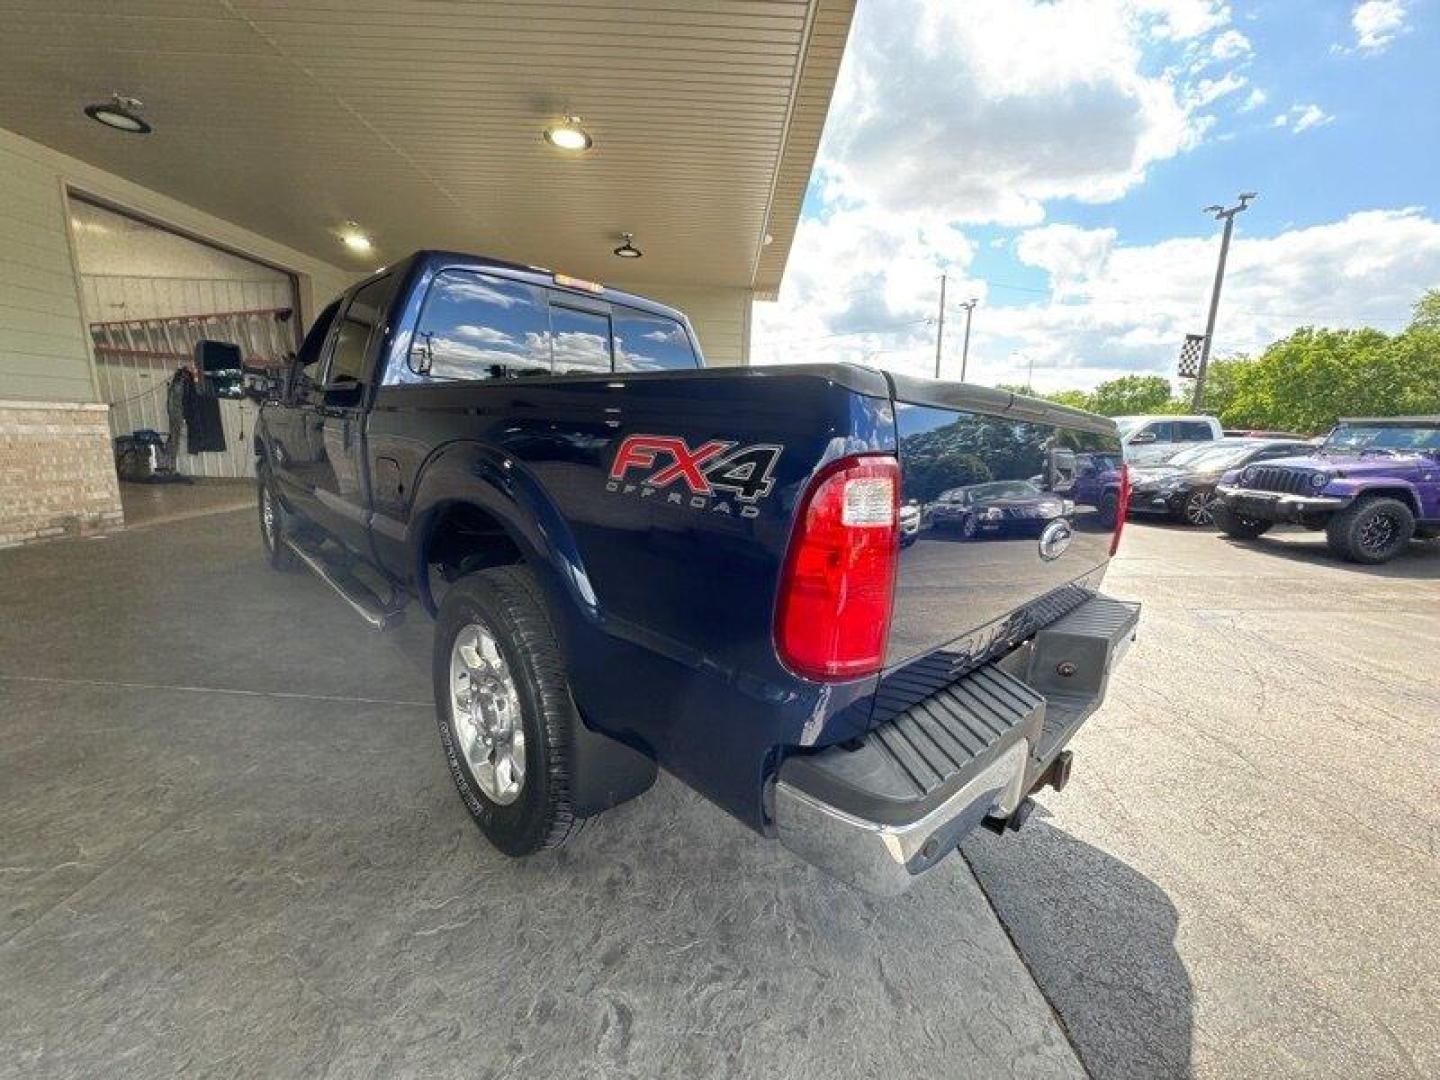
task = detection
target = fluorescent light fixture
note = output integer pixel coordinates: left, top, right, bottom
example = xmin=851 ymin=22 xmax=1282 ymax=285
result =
xmin=543 ymin=117 xmax=593 ymax=152
xmin=84 ymin=94 xmax=151 ymax=134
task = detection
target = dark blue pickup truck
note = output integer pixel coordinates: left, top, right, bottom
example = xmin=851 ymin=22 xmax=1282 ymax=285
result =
xmin=227 ymin=250 xmax=1139 ymax=895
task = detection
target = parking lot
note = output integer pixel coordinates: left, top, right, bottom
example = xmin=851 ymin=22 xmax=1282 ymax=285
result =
xmin=2 ymin=497 xmax=1436 ymax=1078
xmin=969 ymin=520 xmax=1439 ymax=1078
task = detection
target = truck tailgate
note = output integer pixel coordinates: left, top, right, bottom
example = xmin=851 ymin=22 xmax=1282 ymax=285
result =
xmin=883 ymin=375 xmax=1122 ymax=677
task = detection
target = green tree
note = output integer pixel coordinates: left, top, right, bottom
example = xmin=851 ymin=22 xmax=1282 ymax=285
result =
xmin=1410 ymin=288 xmax=1440 ymax=333
xmin=1210 ymin=313 xmax=1440 ymax=434
xmin=995 ymin=385 xmax=1097 ymax=411
xmin=1086 ymin=375 xmax=1179 ymax=416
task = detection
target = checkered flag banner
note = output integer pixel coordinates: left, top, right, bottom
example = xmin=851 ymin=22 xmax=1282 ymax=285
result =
xmin=1177 ymin=333 xmax=1206 ymax=379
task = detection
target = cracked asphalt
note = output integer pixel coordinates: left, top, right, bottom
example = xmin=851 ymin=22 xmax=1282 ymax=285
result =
xmin=965 ymin=520 xmax=1440 ymax=1079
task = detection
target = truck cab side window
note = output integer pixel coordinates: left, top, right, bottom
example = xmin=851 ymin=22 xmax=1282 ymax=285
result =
xmin=297 ymin=300 xmax=341 ymax=369
xmin=289 ymin=298 xmax=341 ymax=400
xmin=1176 ymin=421 xmax=1214 ymax=442
xmin=415 ymin=270 xmax=553 ymax=381
xmin=549 ymin=306 xmax=612 ymax=374
xmin=613 ymin=307 xmax=699 ymax=371
xmin=326 ymin=274 xmax=395 ymax=390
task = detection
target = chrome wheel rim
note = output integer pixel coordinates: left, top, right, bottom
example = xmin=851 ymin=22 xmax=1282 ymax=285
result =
xmin=1184 ymin=490 xmax=1215 ymax=526
xmin=448 ymin=622 xmax=526 ymax=805
xmin=260 ymin=486 xmax=277 ymax=549
xmin=1359 ymin=512 xmax=1398 ymax=554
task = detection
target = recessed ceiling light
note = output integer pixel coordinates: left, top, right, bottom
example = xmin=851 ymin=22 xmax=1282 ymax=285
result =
xmin=339 ymin=222 xmax=373 ymax=253
xmin=612 ymin=233 xmax=642 ymax=259
xmin=84 ymin=94 xmax=151 ymax=135
xmin=544 ymin=117 xmax=593 ymax=152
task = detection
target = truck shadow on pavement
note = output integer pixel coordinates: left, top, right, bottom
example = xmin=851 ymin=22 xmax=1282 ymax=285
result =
xmin=963 ymin=814 xmax=1194 ymax=1080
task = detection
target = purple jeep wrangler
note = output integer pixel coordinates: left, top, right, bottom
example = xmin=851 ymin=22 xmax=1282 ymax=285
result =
xmin=1212 ymin=416 xmax=1440 ymax=564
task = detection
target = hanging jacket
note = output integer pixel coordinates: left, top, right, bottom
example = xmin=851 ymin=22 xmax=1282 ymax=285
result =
xmin=170 ymin=368 xmax=226 ymax=453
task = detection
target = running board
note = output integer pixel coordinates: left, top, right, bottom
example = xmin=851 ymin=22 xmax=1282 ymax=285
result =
xmin=284 ymin=537 xmax=407 ymax=631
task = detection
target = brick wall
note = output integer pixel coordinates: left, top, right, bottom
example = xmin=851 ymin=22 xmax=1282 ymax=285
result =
xmin=0 ymin=400 xmax=123 ymax=548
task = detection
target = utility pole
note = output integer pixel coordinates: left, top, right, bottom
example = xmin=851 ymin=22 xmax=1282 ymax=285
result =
xmin=1193 ymin=192 xmax=1256 ymax=410
xmin=957 ymin=298 xmax=978 ymax=382
xmin=1026 ymin=352 xmax=1035 ymax=393
xmin=934 ymin=272 xmax=948 ymax=378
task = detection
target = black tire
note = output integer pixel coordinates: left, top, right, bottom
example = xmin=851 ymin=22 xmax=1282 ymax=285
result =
xmin=1325 ymin=496 xmax=1415 ymax=564
xmin=433 ymin=565 xmax=581 ymax=857
xmin=1176 ymin=487 xmax=1218 ymax=528
xmin=257 ymin=471 xmax=297 ymax=570
xmin=1212 ymin=502 xmax=1273 ymax=540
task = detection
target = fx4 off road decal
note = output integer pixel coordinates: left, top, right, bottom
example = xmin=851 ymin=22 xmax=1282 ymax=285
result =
xmin=607 ymin=434 xmax=782 ymax=519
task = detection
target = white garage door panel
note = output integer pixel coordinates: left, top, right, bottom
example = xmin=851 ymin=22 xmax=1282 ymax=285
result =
xmin=85 ymin=276 xmax=298 ymax=481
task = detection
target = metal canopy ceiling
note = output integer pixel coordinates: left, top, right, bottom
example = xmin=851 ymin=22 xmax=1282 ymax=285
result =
xmin=0 ymin=0 xmax=853 ymax=296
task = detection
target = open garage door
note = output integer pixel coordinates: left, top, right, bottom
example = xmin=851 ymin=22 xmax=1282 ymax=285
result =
xmin=70 ymin=195 xmax=300 ymax=480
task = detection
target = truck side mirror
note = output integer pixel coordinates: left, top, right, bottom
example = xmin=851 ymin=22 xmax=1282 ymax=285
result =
xmin=195 ymin=340 xmax=245 ymax=399
xmin=1128 ymin=430 xmax=1157 ymax=444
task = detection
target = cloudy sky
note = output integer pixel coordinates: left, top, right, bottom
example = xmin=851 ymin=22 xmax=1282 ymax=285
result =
xmin=751 ymin=0 xmax=1440 ymax=392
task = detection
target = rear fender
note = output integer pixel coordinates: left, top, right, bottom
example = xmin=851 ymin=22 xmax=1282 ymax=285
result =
xmin=408 ymin=441 xmax=599 ymax=632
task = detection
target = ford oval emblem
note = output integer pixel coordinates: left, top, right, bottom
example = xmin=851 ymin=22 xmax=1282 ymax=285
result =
xmin=1039 ymin=519 xmax=1074 ymax=561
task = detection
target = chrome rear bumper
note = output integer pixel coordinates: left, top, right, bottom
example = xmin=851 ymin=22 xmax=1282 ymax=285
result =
xmin=775 ymin=741 xmax=1030 ymax=896
xmin=773 ymin=594 xmax=1139 ymax=895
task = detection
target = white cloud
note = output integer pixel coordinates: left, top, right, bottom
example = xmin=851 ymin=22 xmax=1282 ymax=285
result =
xmin=454 ymin=324 xmax=515 ymax=345
xmin=754 ymin=210 xmax=1440 ymax=392
xmin=1273 ymin=103 xmax=1335 ymax=133
xmin=1015 ymin=225 xmax=1117 ymax=295
xmin=820 ymin=0 xmax=1232 ymax=226
xmin=1209 ymin=28 xmax=1253 ymax=59
xmin=1131 ymin=0 xmax=1231 ymax=39
xmin=751 ymin=204 xmax=977 ymax=362
xmin=1190 ymin=72 xmax=1248 ymax=107
xmin=1239 ymin=87 xmax=1268 ymax=112
xmin=752 ymin=1 xmax=1432 ymax=394
xmin=1349 ymin=1 xmax=1409 ymax=52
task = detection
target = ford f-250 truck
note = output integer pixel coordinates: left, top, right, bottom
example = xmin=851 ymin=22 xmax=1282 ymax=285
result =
xmin=217 ymin=250 xmax=1139 ymax=895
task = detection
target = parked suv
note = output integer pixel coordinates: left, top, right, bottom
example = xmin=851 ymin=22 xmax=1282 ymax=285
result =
xmin=1212 ymin=416 xmax=1440 ymax=563
xmin=1115 ymin=414 xmax=1223 ymax=464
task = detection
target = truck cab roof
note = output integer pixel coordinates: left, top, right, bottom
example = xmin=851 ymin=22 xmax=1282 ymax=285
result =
xmin=352 ymin=250 xmax=691 ymax=326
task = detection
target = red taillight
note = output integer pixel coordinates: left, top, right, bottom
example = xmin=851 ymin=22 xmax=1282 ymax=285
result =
xmin=776 ymin=454 xmax=900 ymax=681
xmin=1110 ymin=463 xmax=1131 ymax=555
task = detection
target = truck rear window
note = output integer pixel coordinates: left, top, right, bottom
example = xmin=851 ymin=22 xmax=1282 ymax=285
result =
xmin=407 ymin=269 xmax=699 ymax=382
xmin=613 ymin=307 xmax=699 ymax=371
xmin=414 ymin=271 xmax=553 ymax=381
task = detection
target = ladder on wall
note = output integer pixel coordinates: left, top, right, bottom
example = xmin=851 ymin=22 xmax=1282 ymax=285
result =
xmin=89 ymin=306 xmax=296 ymax=374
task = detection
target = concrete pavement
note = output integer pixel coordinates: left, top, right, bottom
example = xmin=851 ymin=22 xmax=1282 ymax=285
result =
xmin=0 ymin=502 xmax=1081 ymax=1080
xmin=965 ymin=521 xmax=1439 ymax=1079
xmin=3 ymin=490 xmax=1436 ymax=1078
